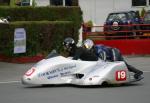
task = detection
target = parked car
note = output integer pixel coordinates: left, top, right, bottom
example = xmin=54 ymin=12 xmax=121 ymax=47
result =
xmin=104 ymin=11 xmax=141 ymax=37
xmin=141 ymin=10 xmax=150 ymax=30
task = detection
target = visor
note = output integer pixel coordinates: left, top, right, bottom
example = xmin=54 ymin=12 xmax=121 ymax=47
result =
xmin=84 ymin=44 xmax=89 ymax=49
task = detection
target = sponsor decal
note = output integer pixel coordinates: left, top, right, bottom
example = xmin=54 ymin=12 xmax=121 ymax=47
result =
xmin=116 ymin=70 xmax=127 ymax=81
xmin=25 ymin=67 xmax=35 ymax=76
xmin=38 ymin=64 xmax=76 ymax=79
xmin=47 ymin=75 xmax=58 ymax=79
xmin=60 ymin=71 xmax=71 ymax=76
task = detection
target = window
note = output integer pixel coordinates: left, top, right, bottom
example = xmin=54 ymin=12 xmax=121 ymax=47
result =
xmin=132 ymin=0 xmax=146 ymax=6
xmin=107 ymin=13 xmax=127 ymax=21
xmin=50 ymin=0 xmax=73 ymax=6
xmin=21 ymin=0 xmax=30 ymax=6
xmin=50 ymin=0 xmax=63 ymax=6
xmin=65 ymin=0 xmax=72 ymax=6
xmin=0 ymin=0 xmax=9 ymax=3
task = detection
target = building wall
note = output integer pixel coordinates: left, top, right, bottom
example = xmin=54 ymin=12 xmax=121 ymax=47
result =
xmin=35 ymin=0 xmax=150 ymax=26
xmin=79 ymin=0 xmax=150 ymax=26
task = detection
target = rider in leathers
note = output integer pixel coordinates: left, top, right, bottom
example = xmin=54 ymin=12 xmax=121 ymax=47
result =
xmin=63 ymin=37 xmax=98 ymax=61
xmin=63 ymin=37 xmax=143 ymax=80
xmin=83 ymin=39 xmax=143 ymax=80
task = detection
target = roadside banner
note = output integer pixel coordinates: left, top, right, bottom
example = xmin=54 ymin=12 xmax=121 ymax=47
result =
xmin=14 ymin=28 xmax=26 ymax=54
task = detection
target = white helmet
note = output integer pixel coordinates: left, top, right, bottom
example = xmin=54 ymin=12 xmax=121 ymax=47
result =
xmin=83 ymin=39 xmax=94 ymax=50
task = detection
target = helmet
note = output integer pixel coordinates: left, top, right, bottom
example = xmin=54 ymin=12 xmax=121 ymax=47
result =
xmin=63 ymin=37 xmax=75 ymax=51
xmin=6 ymin=16 xmax=11 ymax=21
xmin=83 ymin=39 xmax=94 ymax=50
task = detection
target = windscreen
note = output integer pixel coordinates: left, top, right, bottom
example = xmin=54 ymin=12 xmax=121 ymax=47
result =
xmin=46 ymin=50 xmax=59 ymax=59
xmin=107 ymin=13 xmax=127 ymax=21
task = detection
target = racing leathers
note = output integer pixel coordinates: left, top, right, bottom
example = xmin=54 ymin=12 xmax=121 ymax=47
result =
xmin=73 ymin=47 xmax=98 ymax=61
xmin=94 ymin=44 xmax=143 ymax=79
xmin=67 ymin=45 xmax=98 ymax=61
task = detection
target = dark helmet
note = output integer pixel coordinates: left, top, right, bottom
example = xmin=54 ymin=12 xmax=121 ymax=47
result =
xmin=63 ymin=37 xmax=75 ymax=51
xmin=6 ymin=16 xmax=11 ymax=21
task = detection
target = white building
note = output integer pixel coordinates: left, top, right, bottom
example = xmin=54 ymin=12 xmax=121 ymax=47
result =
xmin=79 ymin=0 xmax=150 ymax=26
xmin=29 ymin=0 xmax=150 ymax=25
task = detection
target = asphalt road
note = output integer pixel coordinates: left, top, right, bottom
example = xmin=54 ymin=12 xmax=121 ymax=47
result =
xmin=0 ymin=56 xmax=150 ymax=103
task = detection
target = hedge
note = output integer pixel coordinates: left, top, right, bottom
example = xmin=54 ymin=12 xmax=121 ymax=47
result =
xmin=0 ymin=21 xmax=79 ymax=57
xmin=0 ymin=6 xmax=82 ymax=58
xmin=0 ymin=6 xmax=82 ymax=24
xmin=0 ymin=7 xmax=82 ymax=30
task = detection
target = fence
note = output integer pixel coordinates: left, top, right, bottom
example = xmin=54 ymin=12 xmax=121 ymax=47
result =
xmin=82 ymin=24 xmax=150 ymax=55
xmin=82 ymin=24 xmax=150 ymax=40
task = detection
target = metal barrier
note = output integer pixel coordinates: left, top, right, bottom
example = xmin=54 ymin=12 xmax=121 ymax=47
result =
xmin=82 ymin=24 xmax=150 ymax=40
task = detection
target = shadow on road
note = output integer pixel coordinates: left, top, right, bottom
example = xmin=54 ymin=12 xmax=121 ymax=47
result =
xmin=22 ymin=82 xmax=144 ymax=89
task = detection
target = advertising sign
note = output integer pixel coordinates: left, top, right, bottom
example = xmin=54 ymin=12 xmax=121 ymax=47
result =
xmin=14 ymin=28 xmax=26 ymax=54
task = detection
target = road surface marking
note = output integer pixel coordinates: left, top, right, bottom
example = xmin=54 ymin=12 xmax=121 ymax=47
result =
xmin=0 ymin=81 xmax=20 ymax=84
xmin=143 ymin=71 xmax=150 ymax=73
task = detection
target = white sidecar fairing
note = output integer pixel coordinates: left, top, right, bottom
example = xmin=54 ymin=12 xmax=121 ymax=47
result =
xmin=22 ymin=55 xmax=133 ymax=86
